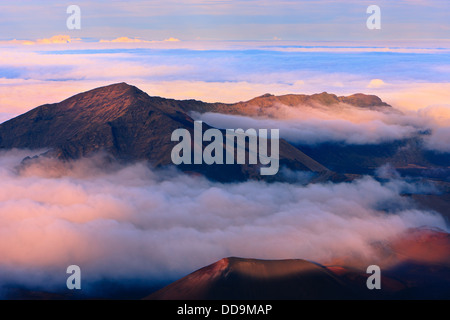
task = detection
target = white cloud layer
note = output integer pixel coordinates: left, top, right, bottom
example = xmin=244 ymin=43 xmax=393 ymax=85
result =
xmin=193 ymin=100 xmax=450 ymax=151
xmin=0 ymin=151 xmax=446 ymax=295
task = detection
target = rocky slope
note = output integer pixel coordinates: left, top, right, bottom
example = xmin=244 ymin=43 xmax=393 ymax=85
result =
xmin=147 ymin=228 xmax=450 ymax=300
xmin=0 ymin=83 xmax=335 ymax=182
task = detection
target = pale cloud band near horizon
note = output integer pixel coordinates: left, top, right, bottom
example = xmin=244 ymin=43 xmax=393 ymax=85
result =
xmin=0 ymin=39 xmax=449 ymax=153
xmin=0 ymin=1 xmax=449 ymax=41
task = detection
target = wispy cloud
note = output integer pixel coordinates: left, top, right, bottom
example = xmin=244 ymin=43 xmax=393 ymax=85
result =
xmin=0 ymin=151 xmax=445 ymax=295
xmin=0 ymin=40 xmax=449 ymax=151
xmin=0 ymin=1 xmax=449 ymax=41
xmin=1 ymin=35 xmax=81 ymax=45
xmin=99 ymin=36 xmax=180 ymax=43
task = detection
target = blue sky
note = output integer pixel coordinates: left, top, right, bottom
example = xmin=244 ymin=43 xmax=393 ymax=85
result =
xmin=0 ymin=0 xmax=449 ymax=41
xmin=0 ymin=1 xmax=450 ymax=290
xmin=0 ymin=0 xmax=449 ymax=122
xmin=0 ymin=41 xmax=449 ymax=122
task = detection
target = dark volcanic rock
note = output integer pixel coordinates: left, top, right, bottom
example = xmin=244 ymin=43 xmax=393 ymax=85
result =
xmin=193 ymin=91 xmax=393 ymax=117
xmin=0 ymin=83 xmax=334 ymax=182
xmin=146 ymin=228 xmax=450 ymax=300
xmin=146 ymin=257 xmax=361 ymax=300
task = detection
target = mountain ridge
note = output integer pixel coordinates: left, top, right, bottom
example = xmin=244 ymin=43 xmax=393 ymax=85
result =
xmin=0 ymin=83 xmax=446 ymax=184
xmin=0 ymin=83 xmax=340 ymax=182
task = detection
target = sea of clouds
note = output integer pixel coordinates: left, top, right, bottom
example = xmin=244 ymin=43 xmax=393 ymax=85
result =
xmin=194 ymin=101 xmax=450 ymax=152
xmin=0 ymin=39 xmax=449 ymax=297
xmin=0 ymin=150 xmax=447 ymax=297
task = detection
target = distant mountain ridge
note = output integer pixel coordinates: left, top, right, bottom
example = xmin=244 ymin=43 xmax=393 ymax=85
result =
xmin=169 ymin=89 xmax=393 ymax=117
xmin=203 ymin=91 xmax=393 ymax=117
xmin=0 ymin=83 xmax=447 ymax=184
xmin=0 ymin=83 xmax=337 ymax=182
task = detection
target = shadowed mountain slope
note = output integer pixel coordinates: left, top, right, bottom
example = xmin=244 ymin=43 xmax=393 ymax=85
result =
xmin=0 ymin=83 xmax=335 ymax=182
xmin=179 ymin=91 xmax=393 ymax=116
xmin=147 ymin=228 xmax=450 ymax=300
xmin=1 ymin=83 xmax=446 ymax=182
xmin=146 ymin=257 xmax=360 ymax=300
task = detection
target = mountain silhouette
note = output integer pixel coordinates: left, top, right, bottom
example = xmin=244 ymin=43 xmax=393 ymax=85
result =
xmin=146 ymin=257 xmax=361 ymax=300
xmin=146 ymin=228 xmax=450 ymax=300
xmin=1 ymin=83 xmax=447 ymax=184
xmin=177 ymin=91 xmax=393 ymax=117
xmin=0 ymin=83 xmax=334 ymax=182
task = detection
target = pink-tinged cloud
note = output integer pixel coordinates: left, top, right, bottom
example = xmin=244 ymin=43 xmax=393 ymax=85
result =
xmin=99 ymin=37 xmax=180 ymax=43
xmin=164 ymin=37 xmax=180 ymax=42
xmin=100 ymin=37 xmax=152 ymax=43
xmin=0 ymin=151 xmax=446 ymax=293
xmin=1 ymin=35 xmax=81 ymax=45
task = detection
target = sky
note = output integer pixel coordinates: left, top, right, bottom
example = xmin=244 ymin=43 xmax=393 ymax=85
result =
xmin=0 ymin=0 xmax=449 ymax=297
xmin=0 ymin=1 xmax=449 ymax=142
xmin=0 ymin=0 xmax=449 ymax=122
xmin=1 ymin=40 xmax=449 ymax=125
xmin=0 ymin=0 xmax=449 ymax=41
xmin=0 ymin=1 xmax=448 ymax=144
